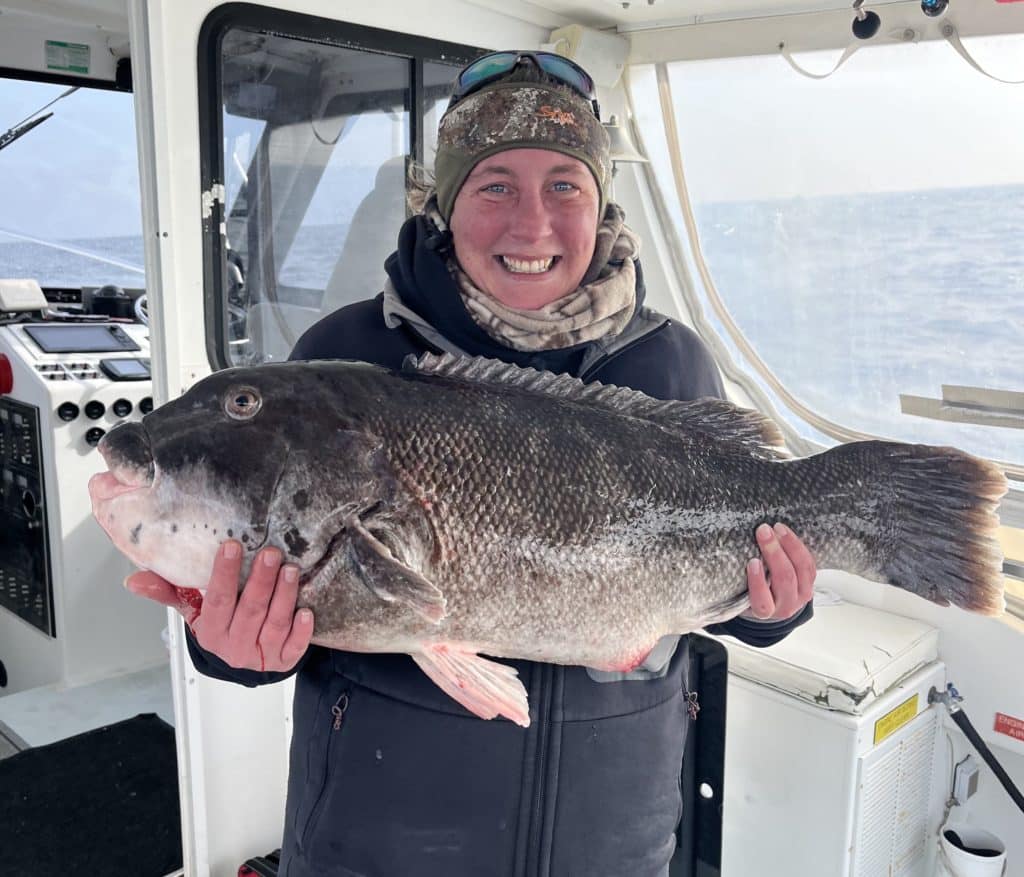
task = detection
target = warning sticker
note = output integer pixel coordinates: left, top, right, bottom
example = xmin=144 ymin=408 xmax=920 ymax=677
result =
xmin=994 ymin=713 xmax=1024 ymax=742
xmin=45 ymin=40 xmax=90 ymax=75
xmin=874 ymin=694 xmax=919 ymax=745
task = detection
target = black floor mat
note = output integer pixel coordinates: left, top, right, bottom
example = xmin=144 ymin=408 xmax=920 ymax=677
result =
xmin=0 ymin=712 xmax=182 ymax=877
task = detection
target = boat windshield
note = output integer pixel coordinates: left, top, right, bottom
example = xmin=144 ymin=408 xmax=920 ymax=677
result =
xmin=0 ymin=79 xmax=145 ymax=291
xmin=630 ymin=34 xmax=1023 ymax=470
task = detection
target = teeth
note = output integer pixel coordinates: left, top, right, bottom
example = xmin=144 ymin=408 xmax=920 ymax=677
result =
xmin=502 ymin=256 xmax=554 ymax=274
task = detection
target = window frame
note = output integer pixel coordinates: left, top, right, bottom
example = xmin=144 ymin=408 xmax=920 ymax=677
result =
xmin=196 ymin=2 xmax=480 ymax=370
xmin=0 ymin=66 xmax=128 ymax=93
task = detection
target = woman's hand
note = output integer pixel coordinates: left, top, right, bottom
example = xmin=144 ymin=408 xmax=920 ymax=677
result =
xmin=124 ymin=540 xmax=314 ymax=672
xmin=743 ymin=523 xmax=816 ymax=620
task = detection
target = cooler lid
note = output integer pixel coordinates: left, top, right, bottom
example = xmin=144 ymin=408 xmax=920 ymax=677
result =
xmin=714 ymin=591 xmax=939 ymax=714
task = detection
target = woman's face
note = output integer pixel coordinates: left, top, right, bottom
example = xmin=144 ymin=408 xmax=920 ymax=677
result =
xmin=448 ymin=148 xmax=601 ymax=310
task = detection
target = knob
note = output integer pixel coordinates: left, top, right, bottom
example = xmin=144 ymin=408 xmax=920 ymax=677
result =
xmin=57 ymin=402 xmax=80 ymax=422
xmin=112 ymin=398 xmax=133 ymax=418
xmin=84 ymin=400 xmax=105 ymax=420
xmin=139 ymin=397 xmax=153 ymax=415
xmin=21 ymin=489 xmax=38 ymax=519
xmin=85 ymin=427 xmax=106 ymax=447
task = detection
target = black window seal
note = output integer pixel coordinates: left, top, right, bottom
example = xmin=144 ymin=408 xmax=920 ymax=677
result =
xmin=0 ymin=67 xmax=127 ymax=93
xmin=197 ymin=2 xmax=483 ymax=372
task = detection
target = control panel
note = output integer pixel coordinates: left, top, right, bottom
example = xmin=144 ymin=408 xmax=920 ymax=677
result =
xmin=0 ymin=319 xmax=166 ymax=693
xmin=1 ymin=321 xmax=153 ymax=454
xmin=0 ymin=398 xmax=53 ymax=635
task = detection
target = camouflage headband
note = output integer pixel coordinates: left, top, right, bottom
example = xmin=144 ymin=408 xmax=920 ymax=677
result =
xmin=434 ymin=80 xmax=611 ymax=222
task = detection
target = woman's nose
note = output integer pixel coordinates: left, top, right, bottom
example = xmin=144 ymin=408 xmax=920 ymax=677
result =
xmin=508 ymin=190 xmax=553 ymax=241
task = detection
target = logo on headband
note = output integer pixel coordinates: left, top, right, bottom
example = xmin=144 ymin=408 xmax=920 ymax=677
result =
xmin=537 ymin=105 xmax=576 ymax=126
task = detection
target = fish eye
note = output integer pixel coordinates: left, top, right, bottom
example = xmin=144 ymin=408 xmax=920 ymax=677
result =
xmin=224 ymin=386 xmax=262 ymax=420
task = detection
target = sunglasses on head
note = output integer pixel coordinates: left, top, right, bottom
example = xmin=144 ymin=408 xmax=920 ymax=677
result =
xmin=447 ymin=51 xmax=601 ymax=120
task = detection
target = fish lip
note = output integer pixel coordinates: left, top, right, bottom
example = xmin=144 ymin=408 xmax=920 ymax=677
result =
xmin=96 ymin=450 xmax=155 ymax=491
xmin=96 ymin=422 xmax=156 ymax=491
xmin=90 ymin=424 xmax=158 ymax=515
xmin=88 ymin=470 xmax=149 ymax=503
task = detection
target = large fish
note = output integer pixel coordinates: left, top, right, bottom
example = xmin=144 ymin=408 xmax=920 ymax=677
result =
xmin=88 ymin=354 xmax=1007 ymax=726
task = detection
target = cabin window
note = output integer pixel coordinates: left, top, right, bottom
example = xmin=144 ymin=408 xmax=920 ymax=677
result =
xmin=629 ymin=36 xmax=1022 ymax=470
xmin=630 ymin=36 xmax=1023 ymax=614
xmin=198 ymin=9 xmax=476 ymax=366
xmin=0 ymin=79 xmax=144 ymax=294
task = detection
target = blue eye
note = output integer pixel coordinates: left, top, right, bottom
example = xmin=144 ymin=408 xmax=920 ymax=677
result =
xmin=552 ymin=181 xmax=576 ymax=192
xmin=484 ymin=183 xmax=508 ymax=194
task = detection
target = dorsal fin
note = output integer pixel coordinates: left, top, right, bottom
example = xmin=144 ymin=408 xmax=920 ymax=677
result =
xmin=403 ymin=352 xmax=789 ymax=460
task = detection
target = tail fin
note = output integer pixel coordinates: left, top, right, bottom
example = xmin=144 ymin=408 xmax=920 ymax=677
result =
xmin=872 ymin=442 xmax=1007 ymax=615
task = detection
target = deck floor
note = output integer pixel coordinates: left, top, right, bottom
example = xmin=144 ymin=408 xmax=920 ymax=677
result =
xmin=0 ymin=662 xmax=175 ymax=756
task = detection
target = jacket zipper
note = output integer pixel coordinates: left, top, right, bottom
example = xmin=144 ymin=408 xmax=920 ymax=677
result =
xmin=682 ymin=665 xmax=700 ymax=721
xmin=301 ymin=689 xmax=350 ymax=848
xmin=684 ymin=687 xmax=700 ymax=721
xmin=331 ymin=691 xmax=350 ymax=729
xmin=527 ymin=664 xmax=556 ymax=876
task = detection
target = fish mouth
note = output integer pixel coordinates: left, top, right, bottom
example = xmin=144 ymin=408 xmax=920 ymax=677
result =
xmin=89 ymin=470 xmax=150 ymax=503
xmin=89 ymin=421 xmax=155 ymax=504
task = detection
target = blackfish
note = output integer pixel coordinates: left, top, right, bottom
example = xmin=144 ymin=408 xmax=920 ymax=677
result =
xmin=89 ymin=353 xmax=1007 ymax=727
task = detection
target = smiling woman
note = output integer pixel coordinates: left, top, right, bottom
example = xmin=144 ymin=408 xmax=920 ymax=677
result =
xmin=123 ymin=44 xmax=822 ymax=877
xmin=448 ymin=150 xmax=601 ymax=309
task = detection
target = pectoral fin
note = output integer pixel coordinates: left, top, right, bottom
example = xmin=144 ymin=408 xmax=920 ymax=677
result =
xmin=412 ymin=644 xmax=530 ymax=727
xmin=347 ymin=518 xmax=446 ymax=623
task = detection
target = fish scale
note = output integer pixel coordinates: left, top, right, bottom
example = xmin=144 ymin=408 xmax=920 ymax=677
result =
xmin=89 ymin=353 xmax=1007 ymax=727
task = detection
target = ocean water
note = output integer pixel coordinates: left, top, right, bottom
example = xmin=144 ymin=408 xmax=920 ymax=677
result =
xmin=0 ymin=233 xmax=146 ymax=289
xmin=1 ymin=183 xmax=1020 ymax=464
xmin=692 ymin=183 xmax=1023 ymax=464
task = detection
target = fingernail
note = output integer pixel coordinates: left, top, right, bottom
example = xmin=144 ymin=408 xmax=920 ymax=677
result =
xmin=223 ymin=541 xmax=241 ymax=559
xmin=283 ymin=565 xmax=299 ymax=584
xmin=756 ymin=523 xmax=773 ymax=543
xmin=747 ymin=558 xmax=762 ymax=576
xmin=262 ymin=548 xmax=281 ymax=567
xmin=123 ymin=576 xmax=138 ymax=592
xmin=774 ymin=523 xmax=790 ymax=538
xmin=297 ymin=609 xmax=313 ymax=624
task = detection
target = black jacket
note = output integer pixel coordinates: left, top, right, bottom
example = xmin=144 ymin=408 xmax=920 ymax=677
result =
xmin=187 ymin=213 xmax=811 ymax=876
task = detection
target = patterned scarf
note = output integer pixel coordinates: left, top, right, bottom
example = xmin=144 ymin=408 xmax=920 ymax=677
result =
xmin=425 ymin=200 xmax=641 ymax=352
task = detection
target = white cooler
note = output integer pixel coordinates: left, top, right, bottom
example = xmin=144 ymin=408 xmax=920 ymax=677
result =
xmin=713 ymin=593 xmax=948 ymax=877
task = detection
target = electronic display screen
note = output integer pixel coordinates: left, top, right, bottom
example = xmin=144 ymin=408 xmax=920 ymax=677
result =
xmin=99 ymin=358 xmax=150 ymax=380
xmin=24 ymin=324 xmax=140 ymax=354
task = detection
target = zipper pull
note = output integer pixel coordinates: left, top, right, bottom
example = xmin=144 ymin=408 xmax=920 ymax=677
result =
xmin=684 ymin=690 xmax=700 ymax=721
xmin=331 ymin=692 xmax=349 ymax=731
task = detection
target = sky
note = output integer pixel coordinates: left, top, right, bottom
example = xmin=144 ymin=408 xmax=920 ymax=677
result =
xmin=0 ymin=82 xmax=142 ymax=240
xmin=631 ymin=32 xmax=1024 ymax=203
xmin=0 ymin=31 xmax=1021 ymax=241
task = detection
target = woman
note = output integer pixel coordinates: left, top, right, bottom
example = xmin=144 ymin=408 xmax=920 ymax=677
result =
xmin=128 ymin=52 xmax=816 ymax=877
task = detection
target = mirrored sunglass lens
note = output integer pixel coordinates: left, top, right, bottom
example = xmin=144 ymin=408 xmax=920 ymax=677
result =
xmin=536 ymin=56 xmax=592 ymax=96
xmin=459 ymin=53 xmax=518 ymax=90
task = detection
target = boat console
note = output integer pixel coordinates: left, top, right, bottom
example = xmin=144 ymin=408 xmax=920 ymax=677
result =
xmin=0 ymin=297 xmax=165 ymax=695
